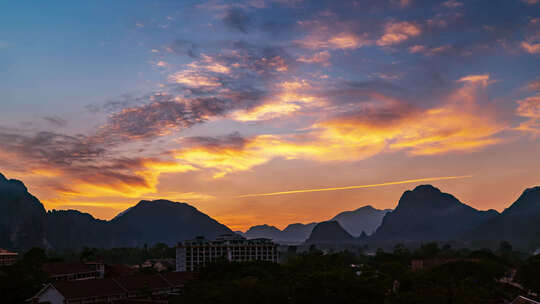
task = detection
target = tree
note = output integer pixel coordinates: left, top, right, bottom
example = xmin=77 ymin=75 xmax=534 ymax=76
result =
xmin=498 ymin=241 xmax=513 ymax=254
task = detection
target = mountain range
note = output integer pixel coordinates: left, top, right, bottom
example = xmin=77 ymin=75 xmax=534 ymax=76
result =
xmin=240 ymin=222 xmax=318 ymax=244
xmin=305 ymin=221 xmax=355 ymax=244
xmin=0 ymin=173 xmax=232 ymax=251
xmin=465 ymin=186 xmax=540 ymax=251
xmin=1 ymin=171 xmax=540 ymax=252
xmin=371 ymin=185 xmax=499 ymax=242
xmin=242 ymin=206 xmax=391 ymax=243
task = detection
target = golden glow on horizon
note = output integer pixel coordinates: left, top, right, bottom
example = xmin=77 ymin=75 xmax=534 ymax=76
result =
xmin=235 ymin=175 xmax=473 ymax=198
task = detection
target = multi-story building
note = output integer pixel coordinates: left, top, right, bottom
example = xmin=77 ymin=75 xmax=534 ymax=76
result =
xmin=176 ymin=234 xmax=279 ymax=272
xmin=0 ymin=248 xmax=18 ymax=266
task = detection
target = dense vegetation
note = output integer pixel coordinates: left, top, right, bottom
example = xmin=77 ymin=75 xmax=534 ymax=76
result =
xmin=0 ymin=243 xmax=176 ymax=303
xmin=2 ymin=242 xmax=540 ymax=303
xmin=176 ymin=243 xmax=540 ymax=304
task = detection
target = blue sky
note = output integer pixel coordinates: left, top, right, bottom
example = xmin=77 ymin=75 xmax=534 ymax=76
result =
xmin=0 ymin=0 xmax=539 ymax=230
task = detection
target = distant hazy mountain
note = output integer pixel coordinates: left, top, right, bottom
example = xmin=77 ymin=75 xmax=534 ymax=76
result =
xmin=305 ymin=221 xmax=355 ymax=244
xmin=4 ymin=172 xmax=539 ymax=252
xmin=0 ymin=173 xmax=47 ymax=250
xmin=281 ymin=223 xmax=317 ymax=242
xmin=0 ymin=173 xmax=234 ymax=250
xmin=244 ymin=224 xmax=283 ymax=240
xmin=331 ymin=206 xmax=391 ymax=236
xmin=373 ymin=185 xmax=499 ymax=242
xmin=242 ymin=204 xmax=391 ymax=243
xmin=243 ymin=223 xmax=316 ymax=244
xmin=465 ymin=186 xmax=540 ymax=251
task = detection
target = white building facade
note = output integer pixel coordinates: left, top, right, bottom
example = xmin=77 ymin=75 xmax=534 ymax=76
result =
xmin=176 ymin=234 xmax=279 ymax=272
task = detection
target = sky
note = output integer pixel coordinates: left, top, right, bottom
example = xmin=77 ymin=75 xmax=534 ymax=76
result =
xmin=0 ymin=0 xmax=539 ymax=231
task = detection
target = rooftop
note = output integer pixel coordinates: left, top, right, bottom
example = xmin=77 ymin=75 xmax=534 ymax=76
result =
xmin=53 ymin=278 xmax=126 ymax=299
xmin=33 ymin=272 xmax=193 ymax=301
xmin=43 ymin=262 xmax=96 ymax=276
xmin=0 ymin=249 xmax=18 ymax=256
xmin=180 ymin=234 xmax=276 ymax=246
xmin=512 ymin=296 xmax=540 ymax=304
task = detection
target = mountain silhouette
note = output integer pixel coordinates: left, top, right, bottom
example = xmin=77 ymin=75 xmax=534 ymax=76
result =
xmin=331 ymin=206 xmax=391 ymax=236
xmin=243 ymin=223 xmax=317 ymax=244
xmin=465 ymin=186 xmax=540 ymax=251
xmin=0 ymin=173 xmax=47 ymax=250
xmin=305 ymin=221 xmax=355 ymax=244
xmin=281 ymin=223 xmax=317 ymax=242
xmin=244 ymin=224 xmax=283 ymax=240
xmin=372 ymin=185 xmax=498 ymax=242
xmin=0 ymin=173 xmax=233 ymax=250
xmin=45 ymin=210 xmax=109 ymax=251
xmin=3 ymin=172 xmax=540 ymax=252
xmin=242 ymin=204 xmax=389 ymax=243
xmin=109 ymin=199 xmax=233 ymax=247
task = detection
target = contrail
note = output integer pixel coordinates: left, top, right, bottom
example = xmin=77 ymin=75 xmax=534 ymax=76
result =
xmin=235 ymin=175 xmax=473 ymax=198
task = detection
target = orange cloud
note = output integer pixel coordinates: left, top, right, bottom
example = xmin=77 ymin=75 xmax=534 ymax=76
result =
xmin=522 ymin=41 xmax=540 ymax=54
xmin=526 ymin=79 xmax=540 ymax=91
xmin=296 ymin=32 xmax=369 ymax=50
xmin=409 ymin=44 xmax=450 ymax=55
xmin=169 ymin=70 xmax=221 ymax=87
xmin=231 ymin=80 xmax=323 ymax=121
xmin=377 ymin=21 xmax=421 ymax=46
xmin=297 ymin=51 xmax=331 ymax=66
xmin=442 ymin=0 xmax=463 ymax=8
xmin=170 ymin=75 xmax=504 ymax=178
xmin=400 ymin=0 xmax=413 ymax=7
xmin=515 ymin=93 xmax=540 ymax=134
xmin=458 ymin=74 xmax=491 ymax=86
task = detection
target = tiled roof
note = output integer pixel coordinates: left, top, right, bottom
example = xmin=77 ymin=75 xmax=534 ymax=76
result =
xmin=513 ymin=296 xmax=540 ymax=304
xmin=43 ymin=262 xmax=95 ymax=276
xmin=107 ymin=264 xmax=136 ymax=277
xmin=0 ymin=248 xmax=18 ymax=255
xmin=35 ymin=272 xmax=194 ymax=300
xmin=160 ymin=271 xmax=194 ymax=287
xmin=53 ymin=278 xmax=126 ymax=299
xmin=113 ymin=274 xmax=170 ymax=291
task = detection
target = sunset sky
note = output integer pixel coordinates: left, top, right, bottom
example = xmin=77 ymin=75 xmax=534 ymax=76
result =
xmin=1 ymin=0 xmax=539 ymax=231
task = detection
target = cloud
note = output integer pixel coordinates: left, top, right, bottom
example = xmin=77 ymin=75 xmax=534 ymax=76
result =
xmin=230 ymin=79 xmax=323 ymax=121
xmin=0 ymin=127 xmax=198 ymax=203
xmin=442 ymin=1 xmax=463 ymax=8
xmin=400 ymin=0 xmax=413 ymax=7
xmin=515 ymin=93 xmax=540 ymax=134
xmin=90 ymin=42 xmax=294 ymax=144
xmin=0 ymin=130 xmax=105 ymax=166
xmin=42 ymin=116 xmax=68 ymax=127
xmin=163 ymin=76 xmax=504 ymax=178
xmin=95 ymin=97 xmax=196 ymax=142
xmin=168 ymin=40 xmax=199 ymax=58
xmin=377 ymin=21 xmax=421 ymax=46
xmin=297 ymin=51 xmax=331 ymax=66
xmin=522 ymin=41 xmax=540 ymax=54
xmin=319 ymin=82 xmax=503 ymax=156
xmin=408 ymin=44 xmax=450 ymax=55
xmin=223 ymin=8 xmax=251 ymax=33
xmin=458 ymin=74 xmax=491 ymax=86
xmin=526 ymin=79 xmax=540 ymax=91
xmin=296 ymin=32 xmax=369 ymax=50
